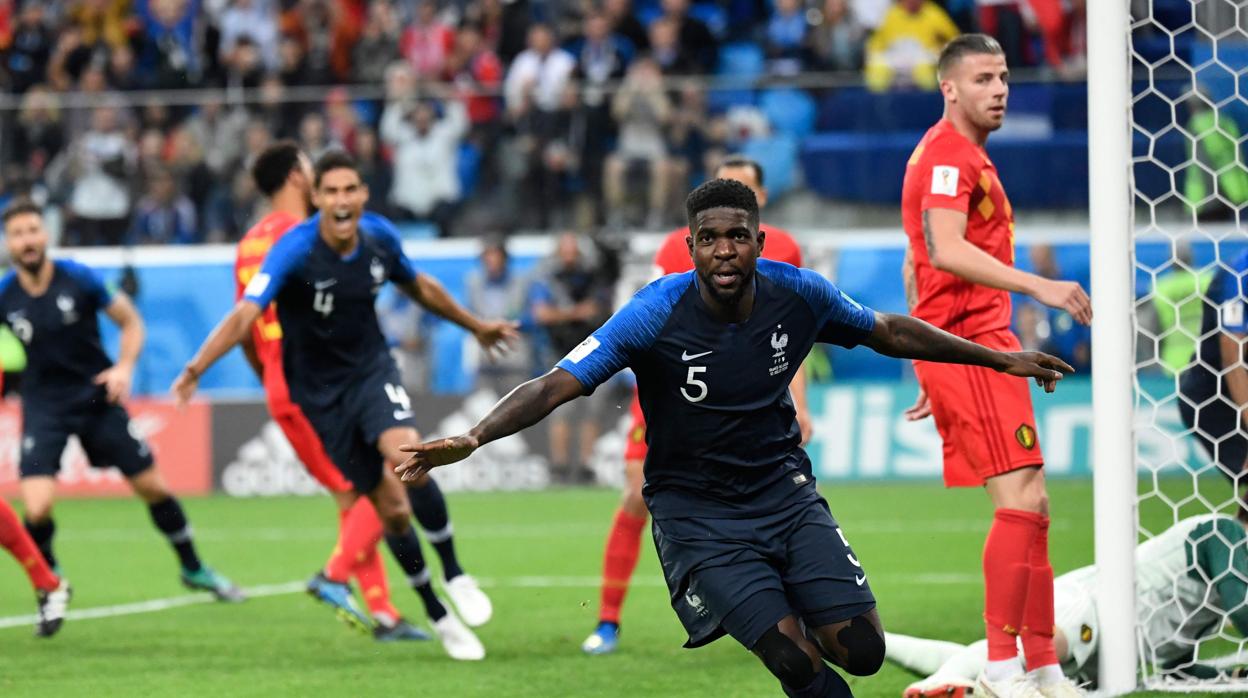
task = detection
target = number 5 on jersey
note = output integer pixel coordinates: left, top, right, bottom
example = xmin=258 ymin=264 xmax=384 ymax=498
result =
xmin=681 ymin=366 xmax=707 ymax=403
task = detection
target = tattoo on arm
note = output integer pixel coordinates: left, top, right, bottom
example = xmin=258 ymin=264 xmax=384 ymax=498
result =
xmin=921 ymin=210 xmax=936 ymax=259
xmin=902 ymin=248 xmax=917 ymax=312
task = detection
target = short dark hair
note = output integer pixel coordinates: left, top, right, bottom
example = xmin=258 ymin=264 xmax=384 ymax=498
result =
xmin=937 ymin=33 xmax=1004 ymax=79
xmin=685 ymin=178 xmax=759 ymax=229
xmin=313 ymin=149 xmax=360 ymax=188
xmin=2 ymin=198 xmax=42 ymax=225
xmin=715 ymin=156 xmax=764 ymax=187
xmin=251 ymin=140 xmax=303 ymax=196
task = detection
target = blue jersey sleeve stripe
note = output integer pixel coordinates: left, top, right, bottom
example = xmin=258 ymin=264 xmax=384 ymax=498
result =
xmin=59 ymin=259 xmax=113 ymax=308
xmin=243 ymin=223 xmax=316 ymax=308
xmin=555 ymin=273 xmax=690 ymax=391
xmin=363 ymin=212 xmax=418 ymax=283
xmin=758 ymin=259 xmax=876 ymax=347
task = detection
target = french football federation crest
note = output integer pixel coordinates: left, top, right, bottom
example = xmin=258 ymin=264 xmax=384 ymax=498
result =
xmin=370 ymin=257 xmax=386 ymax=285
xmin=57 ymin=293 xmax=78 ymax=323
xmin=770 ymin=330 xmax=788 ymax=358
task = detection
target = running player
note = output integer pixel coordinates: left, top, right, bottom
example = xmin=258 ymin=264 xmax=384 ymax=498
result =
xmin=901 ymin=35 xmax=1091 ymax=697
xmin=0 ymin=200 xmax=242 ymax=602
xmin=584 ymin=156 xmax=811 ymax=655
xmin=173 ymin=150 xmax=517 ymax=660
xmin=887 ymin=513 xmax=1248 ymax=695
xmin=236 ymin=141 xmax=426 ymax=641
xmin=1 ymin=496 xmax=70 ymax=636
xmin=399 ymin=179 xmax=1073 ymax=696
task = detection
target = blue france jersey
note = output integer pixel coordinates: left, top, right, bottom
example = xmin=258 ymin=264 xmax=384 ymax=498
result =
xmin=558 ymin=259 xmax=876 ymax=518
xmin=1185 ymin=249 xmax=1248 ymax=397
xmin=243 ymin=212 xmax=419 ymax=409
xmin=0 ymin=260 xmax=115 ymax=409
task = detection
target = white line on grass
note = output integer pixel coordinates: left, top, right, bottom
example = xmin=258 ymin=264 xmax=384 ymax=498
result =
xmin=0 ymin=573 xmax=979 ymax=631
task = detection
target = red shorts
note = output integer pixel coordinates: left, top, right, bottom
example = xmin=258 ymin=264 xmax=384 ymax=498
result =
xmin=623 ymin=392 xmax=648 ymax=462
xmin=268 ymin=398 xmax=353 ymax=494
xmin=913 ymin=329 xmax=1044 ymax=487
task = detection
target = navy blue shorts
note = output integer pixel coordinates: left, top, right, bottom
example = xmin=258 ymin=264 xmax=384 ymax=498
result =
xmin=652 ymin=495 xmax=876 ymax=650
xmin=20 ymin=401 xmax=153 ymax=479
xmin=294 ymin=360 xmax=416 ymax=494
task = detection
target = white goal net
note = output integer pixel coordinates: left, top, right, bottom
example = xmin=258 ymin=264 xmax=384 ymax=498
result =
xmin=1095 ymin=0 xmax=1248 ymax=692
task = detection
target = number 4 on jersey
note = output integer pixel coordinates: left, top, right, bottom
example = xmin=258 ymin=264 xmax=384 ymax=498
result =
xmin=313 ymin=290 xmax=334 ymax=318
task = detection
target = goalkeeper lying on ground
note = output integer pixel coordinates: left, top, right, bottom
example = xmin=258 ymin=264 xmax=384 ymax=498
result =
xmin=887 ymin=514 xmax=1248 ymax=696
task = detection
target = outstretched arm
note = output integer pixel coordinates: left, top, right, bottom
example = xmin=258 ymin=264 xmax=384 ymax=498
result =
xmin=397 ymin=274 xmax=518 ymax=358
xmin=863 ymin=311 xmax=1072 ymax=391
xmin=171 ymin=301 xmax=263 ymax=406
xmin=96 ymin=293 xmax=145 ymax=403
xmin=394 ymin=368 xmax=585 ymax=481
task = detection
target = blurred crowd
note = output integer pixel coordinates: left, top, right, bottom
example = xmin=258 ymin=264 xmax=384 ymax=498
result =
xmin=0 ymin=0 xmax=1088 ymax=245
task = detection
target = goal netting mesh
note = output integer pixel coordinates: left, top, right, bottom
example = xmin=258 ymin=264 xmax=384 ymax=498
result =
xmin=1129 ymin=0 xmax=1248 ymax=690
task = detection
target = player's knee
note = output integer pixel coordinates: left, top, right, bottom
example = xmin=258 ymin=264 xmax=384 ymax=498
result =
xmin=835 ymin=616 xmax=885 ymax=676
xmin=23 ymin=501 xmax=53 ymax=523
xmin=753 ymin=626 xmax=820 ymax=688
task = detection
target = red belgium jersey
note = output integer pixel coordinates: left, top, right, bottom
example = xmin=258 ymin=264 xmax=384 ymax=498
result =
xmin=902 ymin=119 xmax=1016 ymax=339
xmin=653 ymin=223 xmax=804 ymax=275
xmin=234 ymin=211 xmax=302 ymax=402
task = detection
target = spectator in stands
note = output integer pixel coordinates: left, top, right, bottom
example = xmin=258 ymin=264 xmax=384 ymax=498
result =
xmin=7 ymin=2 xmax=53 ymax=94
xmin=466 ymin=236 xmax=534 ymax=396
xmin=128 ymin=169 xmax=199 ymax=245
xmin=766 ymin=0 xmax=811 ymax=74
xmin=135 ymin=0 xmax=203 ymax=89
xmin=505 ymin=23 xmax=576 ymax=117
xmin=648 ymin=17 xmax=698 ymax=75
xmin=976 ymin=0 xmax=1027 ymax=68
xmin=219 ymin=0 xmax=278 ymax=71
xmin=603 ymin=0 xmax=649 ymax=54
xmin=106 ymin=43 xmax=142 ymax=91
xmin=353 ymin=0 xmax=401 ymax=84
xmin=667 ymin=81 xmax=719 ymax=190
xmin=810 ymin=0 xmax=867 ymax=71
xmin=184 ymin=96 xmax=248 ymax=176
xmin=659 ymin=0 xmax=718 ymax=73
xmin=604 ymin=56 xmax=675 ymax=228
xmin=203 ymin=168 xmax=259 ymax=241
xmin=382 ymin=92 xmax=469 ymax=237
xmin=167 ymin=126 xmax=215 ymax=213
xmin=277 ymin=34 xmax=312 ymax=86
xmin=530 ymin=82 xmax=588 ymax=230
xmin=863 ymin=0 xmax=959 ymax=91
xmin=65 ymin=0 xmax=132 ymax=54
xmin=242 ymin=116 xmax=273 ymax=160
xmin=324 ymin=87 xmax=361 ymax=153
xmin=530 ymin=232 xmax=612 ymax=484
xmin=1024 ymin=244 xmax=1090 ymax=372
xmin=65 ymin=104 xmax=135 ymax=246
xmin=255 ymin=73 xmax=304 ymax=138
xmin=401 ymin=0 xmax=455 ymax=81
xmin=221 ymin=35 xmax=265 ymax=88
xmin=47 ymin=25 xmax=95 ymax=91
xmin=12 ymin=87 xmax=66 ymax=181
xmin=572 ymin=11 xmax=631 ymax=220
xmin=446 ymin=23 xmax=504 ymax=129
xmin=353 ymin=125 xmax=394 ymax=217
xmin=297 ymin=110 xmax=336 ymax=161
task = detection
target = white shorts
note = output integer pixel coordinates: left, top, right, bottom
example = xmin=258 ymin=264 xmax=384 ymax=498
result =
xmin=1054 ymin=565 xmax=1100 ymax=682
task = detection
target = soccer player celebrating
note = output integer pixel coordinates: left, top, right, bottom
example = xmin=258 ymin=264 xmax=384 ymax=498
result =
xmin=0 ymin=200 xmax=243 ymax=602
xmin=900 ymin=34 xmax=1091 ymax=698
xmin=173 ymin=150 xmax=517 ymax=661
xmin=886 ymin=513 xmax=1248 ymax=694
xmin=1 ymin=497 xmax=70 ymax=636
xmin=399 ymin=178 xmax=1073 ymax=696
xmin=584 ymin=156 xmax=811 ymax=655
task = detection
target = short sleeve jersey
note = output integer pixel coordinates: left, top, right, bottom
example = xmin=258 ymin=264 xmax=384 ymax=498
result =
xmin=234 ymin=211 xmax=302 ymax=375
xmin=902 ymin=118 xmax=1016 ymax=338
xmin=557 ymin=259 xmax=875 ymax=519
xmin=1183 ymin=249 xmax=1248 ymax=398
xmin=0 ymin=260 xmax=115 ymax=409
xmin=242 ymin=212 xmax=419 ymax=409
xmin=653 ymin=224 xmax=804 ymax=276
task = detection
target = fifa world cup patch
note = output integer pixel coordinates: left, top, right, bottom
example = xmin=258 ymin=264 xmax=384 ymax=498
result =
xmin=931 ymin=166 xmax=959 ymax=196
xmin=1015 ymin=424 xmax=1037 ymax=450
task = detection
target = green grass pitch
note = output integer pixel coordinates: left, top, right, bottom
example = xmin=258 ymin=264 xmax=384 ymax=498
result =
xmin=0 ymin=481 xmax=1227 ymax=696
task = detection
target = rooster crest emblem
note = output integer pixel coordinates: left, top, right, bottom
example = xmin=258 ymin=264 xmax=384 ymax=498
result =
xmin=770 ymin=331 xmax=788 ymax=358
xmin=370 ymin=257 xmax=386 ymax=284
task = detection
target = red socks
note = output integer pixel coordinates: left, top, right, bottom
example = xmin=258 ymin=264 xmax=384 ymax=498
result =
xmin=983 ymin=508 xmax=1044 ymax=661
xmin=325 ymin=497 xmax=384 ymax=583
xmin=599 ymin=508 xmax=647 ymax=624
xmin=0 ymin=499 xmax=59 ymax=592
xmin=1020 ymin=514 xmax=1058 ymax=670
xmin=354 ymin=546 xmax=400 ymax=623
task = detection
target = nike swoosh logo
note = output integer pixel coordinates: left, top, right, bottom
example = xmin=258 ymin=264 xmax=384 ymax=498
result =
xmin=314 ymin=279 xmax=338 ymax=290
xmin=681 ymin=350 xmax=712 ymax=361
xmin=393 ymin=410 xmax=414 ymax=421
xmin=855 ymin=575 xmax=867 ymax=586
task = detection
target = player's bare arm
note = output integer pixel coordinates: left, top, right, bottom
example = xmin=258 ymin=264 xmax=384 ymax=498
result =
xmin=170 ymin=300 xmax=264 ymax=406
xmin=97 ymin=292 xmax=144 ymax=403
xmin=397 ymin=274 xmax=519 ymax=359
xmin=395 ymin=368 xmax=584 ymax=481
xmin=239 ymin=333 xmax=264 ymax=380
xmin=865 ymin=311 xmax=1073 ymax=392
xmin=924 ymin=208 xmax=1092 ymax=324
